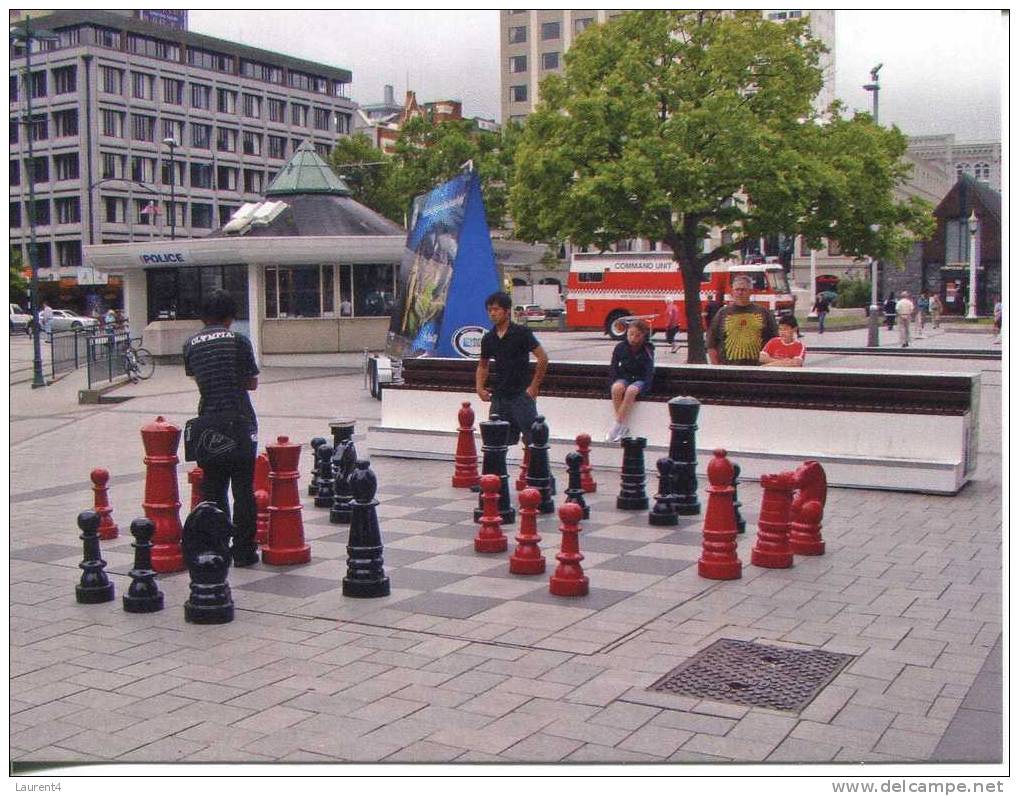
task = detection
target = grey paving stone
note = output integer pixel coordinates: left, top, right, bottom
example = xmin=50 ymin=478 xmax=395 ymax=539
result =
xmin=10 ymin=721 xmax=89 ymax=753
xmin=929 ymin=709 xmax=1003 ymax=763
xmin=234 ymin=574 xmax=340 ymax=598
xmin=232 ymin=704 xmax=316 ymax=733
xmin=387 ymin=591 xmax=503 ymax=619
xmin=594 ymin=555 xmax=696 ymax=577
xmin=680 ymin=732 xmax=779 ymax=761
xmin=767 ymin=736 xmax=841 ymax=762
xmin=651 ymin=710 xmax=736 ymax=736
xmin=565 ymin=742 xmax=661 ymax=763
xmin=501 ymin=731 xmax=586 ymax=762
xmin=873 ymin=728 xmax=942 ymax=760
xmin=385 ymin=739 xmax=468 ymax=762
xmin=590 ymin=701 xmax=661 ymax=731
xmin=618 ymin=724 xmax=693 ymax=758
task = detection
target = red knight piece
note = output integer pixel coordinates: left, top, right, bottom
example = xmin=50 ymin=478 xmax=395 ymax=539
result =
xmin=141 ymin=416 xmax=185 ymax=573
xmin=697 ymin=449 xmax=742 ymax=580
xmin=751 ymin=471 xmax=797 ymax=569
xmin=452 ymin=402 xmax=481 ymax=489
xmin=576 ymin=433 xmax=597 ymax=493
xmin=549 ymin=502 xmax=589 ymax=596
xmin=254 ymin=489 xmax=269 ymax=546
xmin=475 ymin=474 xmax=508 ymax=553
xmin=262 ymin=436 xmax=311 ymax=565
xmin=187 ymin=465 xmax=204 ymax=512
xmin=91 ymin=468 xmax=119 ymax=540
xmin=790 ymin=499 xmax=825 ymax=556
xmin=254 ymin=451 xmax=270 ymax=496
xmin=790 ymin=460 xmax=827 ymax=525
xmin=509 ymin=487 xmax=545 ymax=574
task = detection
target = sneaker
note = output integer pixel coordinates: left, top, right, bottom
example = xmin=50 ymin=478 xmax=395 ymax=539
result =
xmin=605 ymin=422 xmax=622 ymax=442
xmin=617 ymin=425 xmax=630 ymax=441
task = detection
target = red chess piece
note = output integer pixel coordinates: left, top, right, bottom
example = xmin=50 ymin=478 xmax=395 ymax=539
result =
xmin=515 ymin=445 xmax=531 ymax=492
xmin=187 ymin=465 xmax=204 ymax=512
xmin=790 ymin=499 xmax=825 ymax=556
xmin=751 ymin=471 xmax=797 ymax=569
xmin=576 ymin=433 xmax=597 ymax=493
xmin=254 ymin=451 xmax=270 ymax=495
xmin=550 ymin=502 xmax=589 ymax=596
xmin=90 ymin=468 xmax=119 ymax=540
xmin=254 ymin=489 xmax=270 ymax=546
xmin=475 ymin=474 xmax=508 ymax=553
xmin=262 ymin=436 xmax=311 ymax=565
xmin=452 ymin=402 xmax=481 ymax=489
xmin=141 ymin=416 xmax=185 ymax=573
xmin=509 ymin=488 xmax=545 ymax=574
xmin=697 ymin=449 xmax=742 ymax=580
xmin=790 ymin=460 xmax=827 ymax=524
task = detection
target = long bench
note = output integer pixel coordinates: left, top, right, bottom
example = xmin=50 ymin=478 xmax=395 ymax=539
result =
xmin=367 ymin=358 xmax=981 ymax=495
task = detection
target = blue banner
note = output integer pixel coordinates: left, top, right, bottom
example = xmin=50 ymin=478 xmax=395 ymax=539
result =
xmin=387 ymin=171 xmax=499 ymax=358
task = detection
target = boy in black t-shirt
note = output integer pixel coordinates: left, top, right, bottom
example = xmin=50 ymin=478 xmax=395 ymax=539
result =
xmin=475 ymin=291 xmax=549 ymax=445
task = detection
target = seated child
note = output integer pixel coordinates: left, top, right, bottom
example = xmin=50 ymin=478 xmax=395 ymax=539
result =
xmin=606 ymin=319 xmax=654 ymax=441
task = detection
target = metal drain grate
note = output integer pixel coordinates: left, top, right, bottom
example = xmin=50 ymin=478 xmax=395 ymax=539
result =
xmin=648 ymin=638 xmax=855 ymax=712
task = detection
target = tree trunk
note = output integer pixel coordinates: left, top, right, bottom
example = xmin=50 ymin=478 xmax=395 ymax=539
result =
xmin=678 ymin=222 xmax=708 ymax=364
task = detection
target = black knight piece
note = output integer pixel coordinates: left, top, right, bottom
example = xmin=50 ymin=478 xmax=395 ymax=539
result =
xmin=342 ymin=460 xmax=391 ymax=598
xmin=330 ymin=430 xmax=358 ymax=524
xmin=75 ymin=510 xmax=115 ymax=604
xmin=525 ymin=416 xmax=556 ymax=515
xmin=473 ymin=415 xmax=516 ymax=524
xmin=617 ymin=436 xmax=650 ymax=510
xmin=732 ymin=462 xmax=747 ymax=533
xmin=563 ymin=451 xmax=590 ymax=520
xmin=182 ymin=501 xmax=234 ymax=624
xmin=123 ymin=517 xmax=164 ymax=613
xmin=308 ymin=437 xmax=328 ymax=496
xmin=649 ymin=457 xmax=680 ymax=526
xmin=668 ymin=397 xmax=702 ymax=516
xmin=314 ymin=443 xmax=336 ymax=508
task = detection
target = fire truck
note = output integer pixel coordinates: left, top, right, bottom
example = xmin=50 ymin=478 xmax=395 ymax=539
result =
xmin=565 ymin=251 xmax=795 ymax=338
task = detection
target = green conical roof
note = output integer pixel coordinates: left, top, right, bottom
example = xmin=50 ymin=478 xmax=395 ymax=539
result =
xmin=265 ymin=141 xmax=352 ymax=197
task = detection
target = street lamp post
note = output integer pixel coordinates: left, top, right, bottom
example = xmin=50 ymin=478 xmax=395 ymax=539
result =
xmin=866 ymin=223 xmax=881 ymax=348
xmin=967 ymin=211 xmax=979 ymax=319
xmin=163 ymin=137 xmax=178 ymax=240
xmin=863 ymin=63 xmax=883 ymax=124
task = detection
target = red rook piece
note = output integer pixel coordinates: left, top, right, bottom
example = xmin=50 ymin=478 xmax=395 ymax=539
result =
xmin=141 ymin=416 xmax=185 ymax=573
xmin=262 ymin=436 xmax=311 ymax=565
xmin=91 ymin=468 xmax=119 ymax=540
xmin=576 ymin=433 xmax=597 ymax=493
xmin=475 ymin=474 xmax=508 ymax=553
xmin=509 ymin=488 xmax=545 ymax=574
xmin=697 ymin=449 xmax=742 ymax=580
xmin=550 ymin=502 xmax=588 ymax=596
xmin=452 ymin=402 xmax=481 ymax=488
xmin=751 ymin=471 xmax=797 ymax=569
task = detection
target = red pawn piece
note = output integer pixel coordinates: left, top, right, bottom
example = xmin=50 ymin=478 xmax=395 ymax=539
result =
xmin=254 ymin=451 xmax=270 ymax=495
xmin=751 ymin=471 xmax=797 ymax=569
xmin=576 ymin=433 xmax=597 ymax=493
xmin=262 ymin=436 xmax=311 ymax=565
xmin=91 ymin=468 xmax=119 ymax=540
xmin=697 ymin=449 xmax=742 ymax=580
xmin=254 ymin=489 xmax=270 ymax=546
xmin=475 ymin=474 xmax=508 ymax=553
xmin=452 ymin=402 xmax=481 ymax=488
xmin=550 ymin=502 xmax=589 ymax=596
xmin=515 ymin=445 xmax=531 ymax=492
xmin=141 ymin=416 xmax=185 ymax=573
xmin=187 ymin=465 xmax=204 ymax=512
xmin=509 ymin=488 xmax=545 ymax=574
xmin=790 ymin=499 xmax=825 ymax=556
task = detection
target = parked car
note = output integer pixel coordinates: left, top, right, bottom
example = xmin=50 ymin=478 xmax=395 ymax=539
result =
xmin=48 ymin=309 xmax=100 ymax=332
xmin=513 ymin=304 xmax=546 ymax=323
xmin=10 ymin=303 xmax=31 ymax=334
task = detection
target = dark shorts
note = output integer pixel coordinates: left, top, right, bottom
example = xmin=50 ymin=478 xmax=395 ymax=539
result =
xmin=666 ymin=326 xmax=678 ymax=343
xmin=613 ymin=378 xmax=650 ymax=398
xmin=490 ymin=391 xmax=538 ymax=446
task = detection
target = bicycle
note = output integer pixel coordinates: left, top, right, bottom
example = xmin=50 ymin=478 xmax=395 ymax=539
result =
xmin=123 ymin=339 xmax=155 ymax=383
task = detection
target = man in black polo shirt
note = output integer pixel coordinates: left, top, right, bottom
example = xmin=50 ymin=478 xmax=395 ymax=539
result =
xmin=475 ymin=291 xmax=549 ymax=445
xmin=183 ymin=290 xmax=260 ymax=566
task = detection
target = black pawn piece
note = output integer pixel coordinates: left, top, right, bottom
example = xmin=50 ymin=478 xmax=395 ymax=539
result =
xmin=649 ymin=457 xmax=680 ymax=526
xmin=314 ymin=444 xmax=336 ymax=508
xmin=526 ymin=416 xmax=556 ymax=515
xmin=668 ymin=397 xmax=702 ymax=515
xmin=330 ymin=434 xmax=358 ymax=524
xmin=617 ymin=436 xmax=650 ymax=510
xmin=474 ymin=416 xmax=516 ymax=525
xmin=343 ymin=460 xmax=391 ymax=598
xmin=182 ymin=501 xmax=234 ymax=624
xmin=76 ymin=510 xmax=115 ymax=604
xmin=732 ymin=462 xmax=747 ymax=534
xmin=564 ymin=452 xmax=590 ymax=520
xmin=123 ymin=517 xmax=164 ymax=613
xmin=308 ymin=437 xmax=328 ymax=497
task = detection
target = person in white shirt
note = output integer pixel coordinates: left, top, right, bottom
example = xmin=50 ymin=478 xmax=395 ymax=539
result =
xmin=895 ymin=291 xmax=915 ymax=348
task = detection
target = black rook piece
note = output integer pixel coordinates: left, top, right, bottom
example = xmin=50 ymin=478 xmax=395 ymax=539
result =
xmin=649 ymin=457 xmax=680 ymax=526
xmin=564 ymin=451 xmax=590 ymax=520
xmin=182 ymin=501 xmax=234 ymax=624
xmin=474 ymin=416 xmax=516 ymax=524
xmin=343 ymin=460 xmax=391 ymax=598
xmin=76 ymin=510 xmax=115 ymax=604
xmin=617 ymin=436 xmax=650 ymax=510
xmin=330 ymin=433 xmax=358 ymax=524
xmin=308 ymin=437 xmax=328 ymax=496
xmin=123 ymin=517 xmax=164 ymax=613
xmin=525 ymin=416 xmax=556 ymax=515
xmin=314 ymin=444 xmax=336 ymax=508
xmin=668 ymin=397 xmax=702 ymax=516
xmin=732 ymin=462 xmax=746 ymax=533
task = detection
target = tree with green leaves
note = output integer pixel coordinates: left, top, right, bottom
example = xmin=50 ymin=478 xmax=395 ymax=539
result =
xmin=10 ymin=247 xmax=29 ymax=305
xmin=509 ymin=10 xmax=934 ymax=362
xmin=328 ymin=133 xmax=404 ymax=224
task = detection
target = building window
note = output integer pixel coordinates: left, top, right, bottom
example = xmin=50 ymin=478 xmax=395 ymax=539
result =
xmin=265 ymin=265 xmax=335 ymax=318
xmin=190 ymin=83 xmax=211 ymax=110
xmin=216 ymin=88 xmax=237 ymax=114
xmin=55 ymin=197 xmax=81 ymax=225
xmin=146 ymin=265 xmax=249 ymax=323
xmin=575 ymin=16 xmax=594 ymax=34
xmin=126 ymin=33 xmax=180 ymax=62
xmin=11 ymin=202 xmax=21 ymax=227
xmin=161 ymin=118 xmax=184 ymax=145
xmin=161 ymin=160 xmax=185 ymax=187
xmin=336 ymin=113 xmax=350 ymax=135
xmin=510 ymin=85 xmax=528 ymax=103
xmin=826 ymin=238 xmax=842 ymax=257
xmin=216 ymin=127 xmax=237 ymax=152
xmin=29 ymin=71 xmax=47 ymax=99
xmin=101 ymin=109 xmax=124 ymax=138
xmin=219 ymin=204 xmax=239 ymax=227
xmin=268 ymin=135 xmax=287 ymax=159
xmin=312 ymin=107 xmax=331 ymax=131
xmin=10 ymin=74 xmax=18 ymax=102
xmin=352 ymin=263 xmax=394 ymax=317
xmin=52 ymin=65 xmax=77 ymax=94
xmin=52 ymin=108 xmax=78 ymax=137
xmin=242 ymin=93 xmax=262 ymax=119
xmin=509 ymin=25 xmax=527 ymax=44
xmin=188 ymin=47 xmax=235 ymax=73
xmin=216 ymin=165 xmax=238 ymax=190
xmin=313 ymin=143 xmax=330 ymax=159
xmin=32 ymin=242 xmax=53 ymax=269
xmin=103 ymin=196 xmax=125 ymax=224
xmin=93 ymin=26 xmax=121 ymax=49
xmin=291 ymin=103 xmax=309 ymax=127
xmin=956 ymin=162 xmax=970 ymax=178
xmin=10 ymin=160 xmax=20 ymax=186
xmin=130 ymin=156 xmax=156 ymax=183
xmin=768 ymin=12 xmax=788 ymax=21
xmin=191 ymin=203 xmax=214 ymax=228
xmin=131 ymin=71 xmax=154 ymax=100
xmin=163 ymin=201 xmax=186 ymax=229
xmin=56 ymin=27 xmax=81 ymax=48
xmin=974 ymin=162 xmax=990 ymax=181
xmin=56 ymin=240 xmax=82 ymax=268
xmin=945 ymin=218 xmax=969 ymax=264
xmin=101 ymin=152 xmax=125 ymax=180
xmin=191 ymin=123 xmax=212 ymax=149
xmin=10 ymin=118 xmax=18 ymax=144
xmin=162 ymin=77 xmax=183 ymax=105
xmin=131 ymin=114 xmax=156 ymax=142
xmin=509 ymin=55 xmax=527 ymax=73
xmin=190 ymin=162 xmax=214 ymax=189
xmin=243 ymin=169 xmax=264 ymax=194
xmin=28 ymin=115 xmax=48 ymax=142
xmin=242 ymin=131 xmax=263 ymax=156
xmin=541 ymin=52 xmax=560 ymax=70
xmin=27 ymin=156 xmax=49 ymax=184
xmin=240 ymin=59 xmax=284 ymax=84
xmin=267 ymin=97 xmax=286 ymax=123
xmin=54 ymin=152 xmax=79 ymax=181
xmin=100 ymin=66 xmax=123 ymax=94
xmin=31 ymin=199 xmax=51 ymax=226
xmin=541 ymin=21 xmax=560 ymax=40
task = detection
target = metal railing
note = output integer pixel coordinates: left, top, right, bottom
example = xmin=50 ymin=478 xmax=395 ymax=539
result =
xmin=47 ymin=328 xmax=90 ymax=380
xmin=85 ymin=331 xmax=133 ymax=389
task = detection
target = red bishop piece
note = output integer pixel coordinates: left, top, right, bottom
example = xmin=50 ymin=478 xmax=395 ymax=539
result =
xmin=475 ymin=474 xmax=508 ymax=553
xmin=576 ymin=433 xmax=597 ymax=493
xmin=509 ymin=487 xmax=545 ymax=575
xmin=452 ymin=402 xmax=481 ymax=489
xmin=697 ymin=449 xmax=742 ymax=580
xmin=91 ymin=468 xmax=119 ymax=540
xmin=549 ymin=502 xmax=588 ymax=597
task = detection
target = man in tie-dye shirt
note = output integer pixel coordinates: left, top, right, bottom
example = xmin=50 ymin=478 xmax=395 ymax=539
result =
xmin=706 ymin=274 xmax=779 ymax=366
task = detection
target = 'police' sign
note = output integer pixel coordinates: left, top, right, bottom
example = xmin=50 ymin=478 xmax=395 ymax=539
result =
xmin=140 ymin=253 xmax=186 ymax=264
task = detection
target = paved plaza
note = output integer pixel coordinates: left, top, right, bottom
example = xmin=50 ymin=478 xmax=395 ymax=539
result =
xmin=7 ymin=327 xmax=1004 ymax=772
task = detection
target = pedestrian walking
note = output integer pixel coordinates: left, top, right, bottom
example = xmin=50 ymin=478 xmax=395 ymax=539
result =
xmin=812 ymin=293 xmax=831 ymax=334
xmin=992 ymin=296 xmax=1002 ymax=344
xmin=883 ymin=293 xmax=897 ymax=331
xmin=929 ymin=293 xmax=943 ymax=329
xmin=664 ymin=297 xmax=680 ymax=354
xmin=916 ymin=292 xmax=930 ymax=338
xmin=895 ymin=291 xmax=915 ymax=348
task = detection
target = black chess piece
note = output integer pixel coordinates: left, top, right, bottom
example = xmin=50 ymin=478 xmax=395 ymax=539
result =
xmin=343 ymin=460 xmax=391 ymax=598
xmin=123 ymin=517 xmax=164 ymax=613
xmin=330 ymin=432 xmax=358 ymax=524
xmin=668 ymin=397 xmax=702 ymax=515
xmin=617 ymin=436 xmax=650 ymax=510
xmin=308 ymin=437 xmax=328 ymax=497
xmin=182 ymin=501 xmax=234 ymax=624
xmin=649 ymin=457 xmax=680 ymax=526
xmin=76 ymin=510 xmax=115 ymax=604
xmin=314 ymin=443 xmax=336 ymax=508
xmin=732 ymin=462 xmax=747 ymax=534
xmin=525 ymin=416 xmax=556 ymax=515
xmin=474 ymin=415 xmax=516 ymax=524
xmin=563 ymin=451 xmax=590 ymax=520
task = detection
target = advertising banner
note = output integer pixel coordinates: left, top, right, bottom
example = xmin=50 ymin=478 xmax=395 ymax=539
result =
xmin=387 ymin=170 xmax=499 ymax=358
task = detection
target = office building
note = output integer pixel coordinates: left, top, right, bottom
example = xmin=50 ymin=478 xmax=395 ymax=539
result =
xmin=907 ymin=134 xmax=1001 ymax=192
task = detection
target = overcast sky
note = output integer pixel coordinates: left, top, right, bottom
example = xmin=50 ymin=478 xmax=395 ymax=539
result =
xmin=188 ymin=9 xmax=1005 ymax=142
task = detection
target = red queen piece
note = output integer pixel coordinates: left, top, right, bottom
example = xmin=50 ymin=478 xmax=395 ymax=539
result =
xmin=141 ymin=416 xmax=185 ymax=573
xmin=261 ymin=436 xmax=311 ymax=565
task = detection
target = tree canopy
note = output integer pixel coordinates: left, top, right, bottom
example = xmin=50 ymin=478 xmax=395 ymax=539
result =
xmin=509 ymin=10 xmax=933 ymax=362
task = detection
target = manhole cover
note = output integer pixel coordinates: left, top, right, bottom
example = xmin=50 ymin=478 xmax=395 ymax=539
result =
xmin=648 ymin=638 xmax=854 ymax=712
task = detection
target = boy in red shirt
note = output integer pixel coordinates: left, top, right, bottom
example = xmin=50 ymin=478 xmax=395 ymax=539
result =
xmin=759 ymin=315 xmax=805 ymax=367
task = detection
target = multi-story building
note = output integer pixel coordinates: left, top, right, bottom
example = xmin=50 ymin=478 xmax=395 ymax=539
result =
xmin=9 ymin=9 xmax=356 ymax=299
xmin=906 ymin=134 xmax=1001 ymax=192
xmin=500 ymin=9 xmax=836 ymax=124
